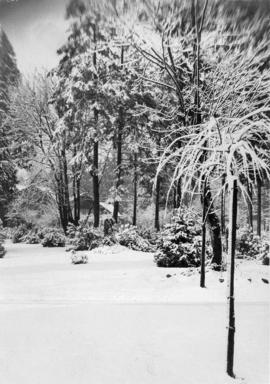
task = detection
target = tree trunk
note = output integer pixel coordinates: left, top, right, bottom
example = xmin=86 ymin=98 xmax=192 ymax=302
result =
xmin=173 ymin=178 xmax=181 ymax=209
xmin=227 ymin=177 xmax=238 ymax=378
xmin=257 ymin=178 xmax=262 ymax=237
xmin=58 ymin=152 xmax=71 ymax=233
xmin=76 ymin=177 xmax=80 ymax=223
xmin=61 ymin=142 xmax=74 ymax=225
xmin=93 ymin=140 xmax=99 ymax=228
xmin=221 ymin=173 xmax=226 ymax=235
xmin=191 ymin=0 xmax=202 ymax=127
xmin=200 ymin=179 xmax=207 ymax=288
xmin=56 ymin=177 xmax=67 ymax=233
xmin=132 ymin=152 xmax=138 ymax=226
xmin=205 ymin=183 xmax=222 ymax=265
xmin=247 ymin=182 xmax=253 ymax=230
xmin=155 ymin=175 xmax=161 ymax=231
xmin=72 ymin=147 xmax=80 ymax=226
xmin=72 ymin=175 xmax=80 ymax=226
xmin=92 ymin=23 xmax=99 ymax=228
xmin=113 ymin=107 xmax=123 ymax=223
xmin=113 ymin=46 xmax=125 ymax=223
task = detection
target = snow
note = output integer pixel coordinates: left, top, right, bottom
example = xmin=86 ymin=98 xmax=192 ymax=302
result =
xmin=0 ymin=241 xmax=269 ymax=384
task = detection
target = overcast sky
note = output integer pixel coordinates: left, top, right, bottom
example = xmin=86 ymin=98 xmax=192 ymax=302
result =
xmin=0 ymin=0 xmax=69 ymax=76
xmin=1 ymin=0 xmax=269 ymax=77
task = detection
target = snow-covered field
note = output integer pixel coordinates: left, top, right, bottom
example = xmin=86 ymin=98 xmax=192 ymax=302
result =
xmin=0 ymin=241 xmax=269 ymax=384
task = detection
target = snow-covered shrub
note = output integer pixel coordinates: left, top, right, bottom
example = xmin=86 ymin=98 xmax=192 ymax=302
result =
xmin=24 ymin=230 xmax=40 ymax=244
xmin=0 ymin=221 xmax=5 ymax=258
xmin=12 ymin=224 xmax=30 ymax=243
xmin=259 ymin=241 xmax=270 ymax=266
xmin=36 ymin=227 xmax=48 ymax=240
xmin=137 ymin=227 xmax=159 ymax=246
xmin=41 ymin=228 xmax=66 ymax=247
xmin=262 ymin=253 xmax=270 ymax=265
xmin=66 ymin=223 xmax=103 ymax=251
xmin=70 ymin=250 xmax=88 ymax=264
xmin=0 ymin=243 xmax=5 ymax=258
xmin=154 ymin=210 xmax=212 ymax=268
xmin=0 ymin=227 xmax=13 ymax=239
xmin=237 ymin=227 xmax=269 ymax=260
xmin=115 ymin=224 xmax=154 ymax=252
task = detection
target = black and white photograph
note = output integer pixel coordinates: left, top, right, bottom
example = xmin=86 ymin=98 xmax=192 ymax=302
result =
xmin=0 ymin=0 xmax=269 ymax=383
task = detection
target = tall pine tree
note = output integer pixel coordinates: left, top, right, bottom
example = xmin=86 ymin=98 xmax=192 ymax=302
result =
xmin=0 ymin=26 xmax=20 ymax=225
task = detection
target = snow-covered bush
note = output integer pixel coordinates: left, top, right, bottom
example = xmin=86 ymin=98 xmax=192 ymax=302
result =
xmin=237 ymin=227 xmax=269 ymax=261
xmin=262 ymin=253 xmax=269 ymax=265
xmin=36 ymin=227 xmax=48 ymax=240
xmin=154 ymin=210 xmax=212 ymax=268
xmin=66 ymin=223 xmax=103 ymax=251
xmin=41 ymin=229 xmax=66 ymax=247
xmin=70 ymin=250 xmax=88 ymax=264
xmin=0 ymin=227 xmax=13 ymax=239
xmin=0 ymin=220 xmax=5 ymax=258
xmin=12 ymin=224 xmax=30 ymax=243
xmin=24 ymin=230 xmax=40 ymax=244
xmin=259 ymin=241 xmax=270 ymax=266
xmin=0 ymin=243 xmax=5 ymax=258
xmin=137 ymin=227 xmax=159 ymax=246
xmin=116 ymin=224 xmax=154 ymax=252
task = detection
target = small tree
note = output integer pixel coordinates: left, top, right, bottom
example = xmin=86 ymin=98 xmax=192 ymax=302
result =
xmin=158 ymin=107 xmax=270 ymax=374
xmin=8 ymin=74 xmax=76 ymax=233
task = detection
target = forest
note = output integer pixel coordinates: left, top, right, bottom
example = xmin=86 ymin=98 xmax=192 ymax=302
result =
xmin=0 ymin=0 xmax=269 ymax=383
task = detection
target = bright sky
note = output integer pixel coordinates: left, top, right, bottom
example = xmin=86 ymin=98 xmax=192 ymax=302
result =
xmin=0 ymin=0 xmax=69 ymax=77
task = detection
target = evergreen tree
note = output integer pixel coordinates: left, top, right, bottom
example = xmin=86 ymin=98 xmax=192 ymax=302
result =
xmin=0 ymin=26 xmax=20 ymax=225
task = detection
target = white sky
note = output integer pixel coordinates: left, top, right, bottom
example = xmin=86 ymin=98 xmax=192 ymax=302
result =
xmin=0 ymin=0 xmax=69 ymax=77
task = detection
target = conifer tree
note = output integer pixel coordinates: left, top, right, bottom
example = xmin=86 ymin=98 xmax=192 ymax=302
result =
xmin=0 ymin=26 xmax=20 ymax=225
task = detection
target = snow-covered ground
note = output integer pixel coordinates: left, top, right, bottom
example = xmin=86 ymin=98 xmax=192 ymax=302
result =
xmin=0 ymin=241 xmax=269 ymax=384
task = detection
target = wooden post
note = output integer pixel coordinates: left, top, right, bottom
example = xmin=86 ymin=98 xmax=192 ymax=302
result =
xmin=226 ymin=177 xmax=238 ymax=377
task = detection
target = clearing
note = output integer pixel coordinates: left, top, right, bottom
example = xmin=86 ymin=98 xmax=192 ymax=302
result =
xmin=0 ymin=241 xmax=269 ymax=384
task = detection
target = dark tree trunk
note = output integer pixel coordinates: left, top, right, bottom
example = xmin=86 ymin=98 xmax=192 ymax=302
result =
xmin=113 ymin=107 xmax=123 ymax=223
xmin=192 ymin=0 xmax=216 ymax=271
xmin=191 ymin=0 xmax=202 ymax=127
xmin=73 ymin=175 xmax=80 ymax=226
xmin=132 ymin=152 xmax=138 ymax=226
xmin=227 ymin=177 xmax=238 ymax=378
xmin=205 ymin=183 xmax=222 ymax=265
xmin=56 ymin=178 xmax=67 ymax=233
xmin=173 ymin=178 xmax=181 ymax=209
xmin=200 ymin=179 xmax=207 ymax=288
xmin=257 ymin=178 xmax=262 ymax=237
xmin=72 ymin=146 xmax=80 ymax=226
xmin=247 ymin=182 xmax=253 ymax=230
xmin=155 ymin=135 xmax=162 ymax=231
xmin=57 ymin=146 xmax=73 ymax=233
xmin=92 ymin=23 xmax=99 ymax=228
xmin=56 ymin=172 xmax=70 ymax=234
xmin=93 ymin=140 xmax=100 ymax=228
xmin=61 ymin=143 xmax=74 ymax=226
xmin=155 ymin=175 xmax=161 ymax=231
xmin=76 ymin=177 xmax=80 ymax=223
xmin=113 ymin=46 xmax=125 ymax=223
xmin=221 ymin=173 xmax=226 ymax=235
